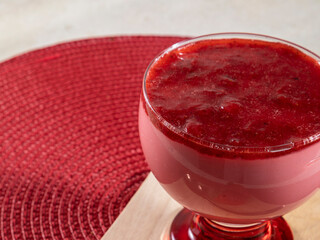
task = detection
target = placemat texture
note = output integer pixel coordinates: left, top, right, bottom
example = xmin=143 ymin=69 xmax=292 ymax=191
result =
xmin=0 ymin=36 xmax=187 ymax=239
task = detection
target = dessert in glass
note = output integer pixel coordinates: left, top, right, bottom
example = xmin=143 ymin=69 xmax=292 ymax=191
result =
xmin=139 ymin=33 xmax=320 ymax=239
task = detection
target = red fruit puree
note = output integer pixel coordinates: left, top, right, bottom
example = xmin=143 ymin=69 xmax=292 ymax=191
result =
xmin=145 ymin=39 xmax=320 ymax=158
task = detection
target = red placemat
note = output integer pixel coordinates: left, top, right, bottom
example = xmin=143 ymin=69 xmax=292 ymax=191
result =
xmin=0 ymin=36 xmax=188 ymax=239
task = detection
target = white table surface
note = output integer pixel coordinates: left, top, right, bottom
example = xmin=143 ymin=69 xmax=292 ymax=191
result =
xmin=1 ymin=0 xmax=320 ymax=62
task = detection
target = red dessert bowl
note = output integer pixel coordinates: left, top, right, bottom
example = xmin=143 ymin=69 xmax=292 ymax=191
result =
xmin=139 ymin=33 xmax=320 ymax=239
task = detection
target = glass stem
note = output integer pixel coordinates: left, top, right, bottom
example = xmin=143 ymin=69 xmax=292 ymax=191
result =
xmin=168 ymin=208 xmax=293 ymax=240
xmin=194 ymin=216 xmax=270 ymax=239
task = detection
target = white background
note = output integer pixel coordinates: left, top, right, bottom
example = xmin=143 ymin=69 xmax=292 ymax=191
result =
xmin=1 ymin=0 xmax=320 ymax=62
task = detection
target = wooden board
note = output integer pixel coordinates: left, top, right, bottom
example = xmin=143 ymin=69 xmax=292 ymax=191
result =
xmin=102 ymin=173 xmax=320 ymax=240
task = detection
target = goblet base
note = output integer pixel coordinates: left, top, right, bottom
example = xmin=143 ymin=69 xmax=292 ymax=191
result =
xmin=166 ymin=209 xmax=293 ymax=240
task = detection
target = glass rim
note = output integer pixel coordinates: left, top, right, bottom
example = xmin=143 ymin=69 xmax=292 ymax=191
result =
xmin=142 ymin=32 xmax=320 ymax=154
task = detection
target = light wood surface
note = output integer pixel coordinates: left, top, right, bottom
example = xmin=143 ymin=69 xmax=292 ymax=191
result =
xmin=102 ymin=174 xmax=181 ymax=240
xmin=102 ymin=173 xmax=320 ymax=240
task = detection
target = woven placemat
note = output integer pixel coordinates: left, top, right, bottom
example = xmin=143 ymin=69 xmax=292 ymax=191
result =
xmin=0 ymin=36 xmax=187 ymax=239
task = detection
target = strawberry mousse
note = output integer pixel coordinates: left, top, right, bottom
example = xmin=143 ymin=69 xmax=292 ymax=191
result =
xmin=139 ymin=34 xmax=320 ymax=224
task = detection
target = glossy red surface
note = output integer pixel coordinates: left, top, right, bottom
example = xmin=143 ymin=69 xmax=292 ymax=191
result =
xmin=146 ymin=38 xmax=320 ymax=158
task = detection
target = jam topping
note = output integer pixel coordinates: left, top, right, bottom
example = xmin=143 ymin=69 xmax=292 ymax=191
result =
xmin=145 ymin=38 xmax=320 ymax=156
